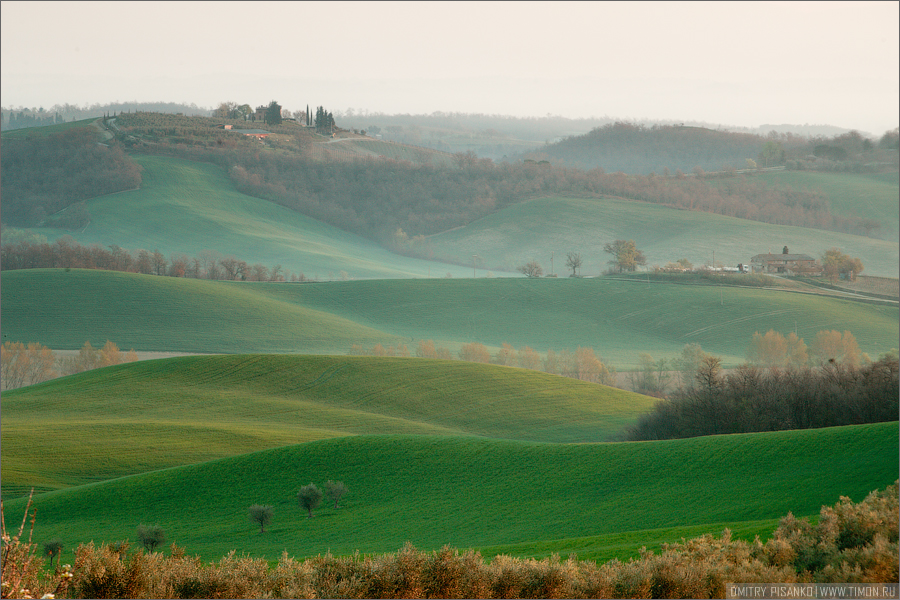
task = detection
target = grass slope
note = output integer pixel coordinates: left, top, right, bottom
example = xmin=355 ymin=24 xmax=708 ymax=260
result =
xmin=0 ymin=269 xmax=399 ymax=354
xmin=3 ymin=270 xmax=897 ymax=366
xmin=751 ymin=170 xmax=900 ymax=241
xmin=6 ymin=424 xmax=896 ymax=563
xmin=423 ymin=196 xmax=899 ymax=278
xmin=0 ymin=118 xmax=101 ymax=139
xmin=1 ymin=354 xmax=656 ymax=495
xmin=29 ymin=154 xmax=474 ymax=280
xmin=286 ymin=280 xmax=898 ymax=366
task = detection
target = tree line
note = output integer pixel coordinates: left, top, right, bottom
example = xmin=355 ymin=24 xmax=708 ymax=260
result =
xmin=626 ymin=354 xmax=898 ymax=441
xmin=8 ymin=482 xmax=897 ymax=598
xmin=0 ymin=127 xmax=143 ymax=227
xmin=349 ymin=340 xmax=616 ymax=386
xmin=3 ymin=112 xmax=882 ymax=255
xmin=1 ymin=340 xmax=138 ymax=391
xmin=1 ymin=101 xmax=209 ymax=132
xmin=628 ymin=328 xmax=878 ymax=399
xmin=121 ymin=116 xmax=878 ymax=244
xmin=528 ymin=121 xmax=899 ymax=175
xmin=0 ymin=236 xmax=309 ymax=282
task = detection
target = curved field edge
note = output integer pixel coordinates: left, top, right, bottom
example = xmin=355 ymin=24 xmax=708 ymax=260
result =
xmin=26 ymin=154 xmax=475 ymax=280
xmin=478 ymin=518 xmax=784 ymax=563
xmin=2 ymin=270 xmax=897 ymax=367
xmin=4 ymin=424 xmax=896 ymax=563
xmin=1 ymin=354 xmax=657 ymax=493
xmin=8 ymin=423 xmax=898 ymax=559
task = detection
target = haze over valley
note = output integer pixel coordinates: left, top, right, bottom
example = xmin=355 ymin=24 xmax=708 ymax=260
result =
xmin=1 ymin=2 xmax=898 ymax=598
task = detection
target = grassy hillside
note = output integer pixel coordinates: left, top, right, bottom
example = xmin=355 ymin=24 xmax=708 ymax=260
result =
xmin=6 ymin=424 xmax=896 ymax=563
xmin=3 ymin=270 xmax=897 ymax=367
xmin=27 ymin=154 xmax=474 ymax=280
xmin=0 ymin=118 xmax=100 ymax=139
xmin=1 ymin=354 xmax=655 ymax=495
xmin=423 ymin=196 xmax=899 ymax=278
xmin=0 ymin=269 xmax=400 ymax=354
xmin=742 ymin=170 xmax=900 ymax=241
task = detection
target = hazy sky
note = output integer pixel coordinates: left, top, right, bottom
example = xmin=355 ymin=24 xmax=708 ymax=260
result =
xmin=2 ymin=1 xmax=898 ymax=134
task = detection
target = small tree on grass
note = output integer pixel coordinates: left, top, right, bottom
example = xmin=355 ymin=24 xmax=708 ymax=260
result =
xmin=565 ymin=252 xmax=583 ymax=277
xmin=518 ymin=260 xmax=543 ymax=278
xmin=324 ymin=480 xmax=348 ymax=509
xmin=298 ymin=484 xmax=323 ymax=518
xmin=248 ymin=505 xmax=273 ymax=533
xmin=43 ymin=539 xmax=63 ymax=569
xmin=136 ymin=524 xmax=165 ymax=552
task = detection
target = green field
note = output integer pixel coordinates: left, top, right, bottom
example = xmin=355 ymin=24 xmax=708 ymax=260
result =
xmin=4 ymin=424 xmax=896 ymax=563
xmin=3 ymin=136 xmax=898 ymax=572
xmin=27 ymin=154 xmax=474 ymax=280
xmin=17 ymin=152 xmax=897 ymax=281
xmin=3 ymin=270 xmax=896 ymax=367
xmin=0 ymin=118 xmax=101 ymax=139
xmin=423 ymin=196 xmax=899 ymax=278
xmin=751 ymin=170 xmax=900 ymax=241
xmin=1 ymin=354 xmax=656 ymax=495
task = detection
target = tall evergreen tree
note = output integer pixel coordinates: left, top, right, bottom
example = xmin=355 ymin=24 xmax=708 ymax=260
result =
xmin=265 ymin=100 xmax=282 ymax=125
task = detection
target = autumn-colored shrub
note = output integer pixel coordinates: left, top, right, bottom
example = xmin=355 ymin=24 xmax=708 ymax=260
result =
xmin=4 ymin=482 xmax=897 ymax=598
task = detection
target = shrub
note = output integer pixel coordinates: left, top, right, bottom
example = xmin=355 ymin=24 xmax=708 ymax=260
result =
xmin=298 ymin=484 xmax=323 ymax=518
xmin=136 ymin=524 xmax=165 ymax=552
xmin=3 ymin=482 xmax=897 ymax=598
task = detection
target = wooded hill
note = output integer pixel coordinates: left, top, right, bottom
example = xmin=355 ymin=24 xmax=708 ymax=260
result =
xmin=116 ymin=112 xmax=898 ymax=243
xmin=519 ymin=122 xmax=900 ymax=175
xmin=2 ymin=113 xmax=897 ymax=258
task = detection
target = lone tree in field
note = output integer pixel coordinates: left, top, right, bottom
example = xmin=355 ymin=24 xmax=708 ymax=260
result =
xmin=518 ymin=260 xmax=543 ymax=278
xmin=822 ymin=247 xmax=864 ymax=283
xmin=565 ymin=252 xmax=583 ymax=277
xmin=324 ymin=480 xmax=348 ymax=509
xmin=603 ymin=240 xmax=646 ymax=273
xmin=43 ymin=539 xmax=63 ymax=569
xmin=248 ymin=504 xmax=273 ymax=533
xmin=136 ymin=524 xmax=166 ymax=552
xmin=298 ymin=484 xmax=323 ymax=518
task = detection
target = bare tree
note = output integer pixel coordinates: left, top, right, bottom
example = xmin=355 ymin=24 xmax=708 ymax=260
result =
xmin=565 ymin=252 xmax=583 ymax=277
xmin=518 ymin=260 xmax=543 ymax=278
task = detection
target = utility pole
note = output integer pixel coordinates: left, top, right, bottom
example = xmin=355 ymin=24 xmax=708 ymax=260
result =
xmin=550 ymin=251 xmax=554 ymax=276
xmin=473 ymin=255 xmax=478 ymax=278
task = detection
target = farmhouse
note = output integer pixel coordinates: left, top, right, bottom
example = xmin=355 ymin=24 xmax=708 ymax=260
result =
xmin=750 ymin=252 xmax=821 ymax=275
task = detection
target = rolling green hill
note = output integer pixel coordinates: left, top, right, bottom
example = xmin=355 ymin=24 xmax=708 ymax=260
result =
xmin=27 ymin=154 xmax=474 ymax=280
xmin=1 ymin=354 xmax=656 ymax=495
xmin=0 ymin=269 xmax=400 ymax=355
xmin=423 ymin=196 xmax=899 ymax=278
xmin=739 ymin=170 xmax=900 ymax=242
xmin=5 ymin=424 xmax=896 ymax=563
xmin=3 ymin=270 xmax=896 ymax=367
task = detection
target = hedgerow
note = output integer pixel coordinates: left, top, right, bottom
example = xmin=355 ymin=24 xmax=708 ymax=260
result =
xmin=3 ymin=483 xmax=896 ymax=598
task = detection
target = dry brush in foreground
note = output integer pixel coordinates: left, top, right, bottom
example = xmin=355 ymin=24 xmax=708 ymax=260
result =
xmin=2 ymin=483 xmax=897 ymax=598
